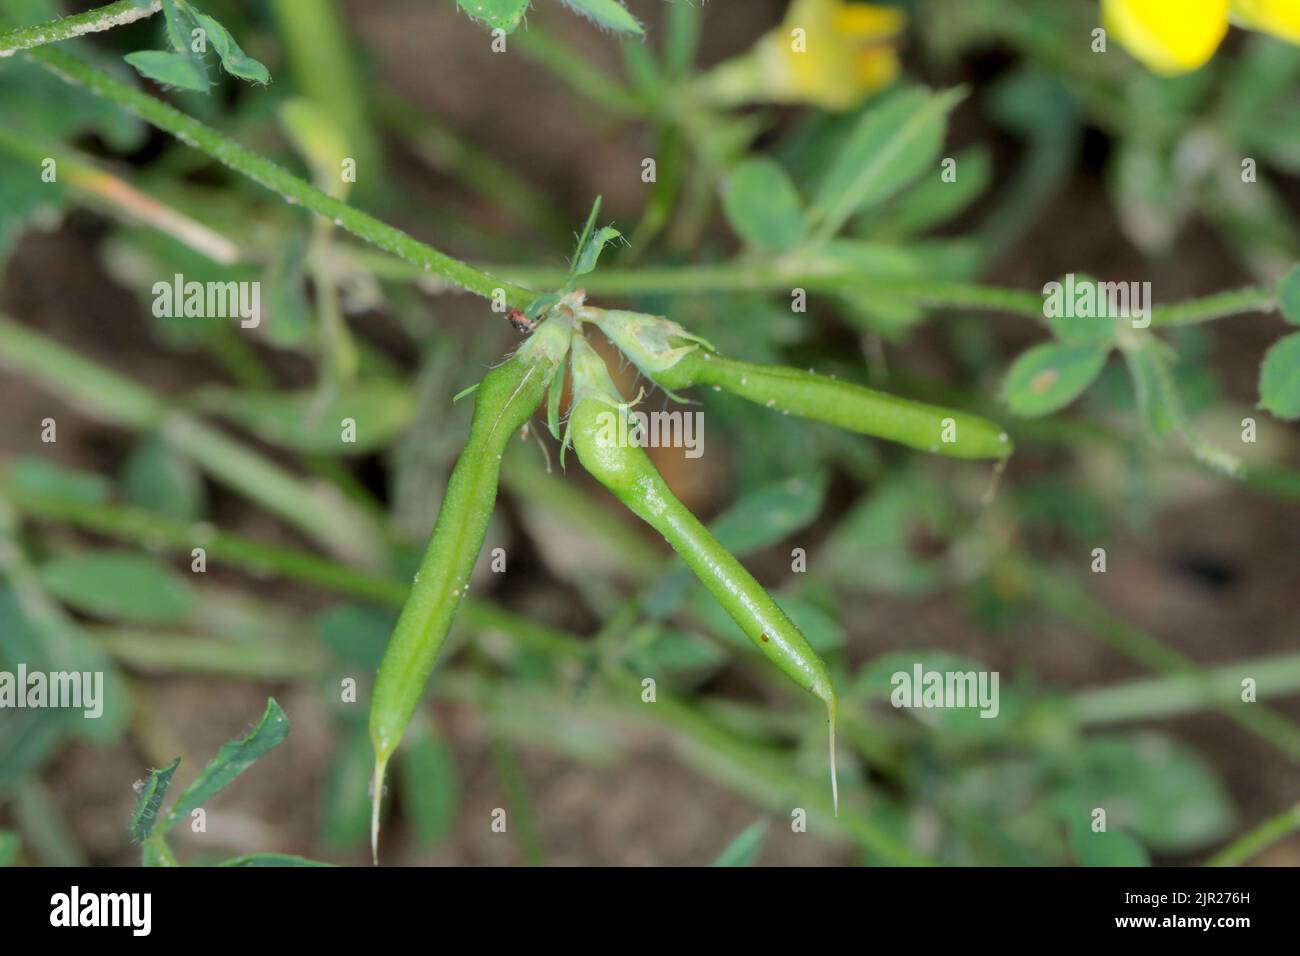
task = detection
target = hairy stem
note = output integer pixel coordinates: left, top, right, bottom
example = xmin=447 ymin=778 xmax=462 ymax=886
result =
xmin=27 ymin=47 xmax=534 ymax=308
xmin=0 ymin=0 xmax=159 ymax=58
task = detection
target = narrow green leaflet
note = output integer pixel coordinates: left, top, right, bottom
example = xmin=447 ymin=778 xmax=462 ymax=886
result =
xmin=705 ymin=472 xmax=828 ymax=557
xmin=809 ymin=86 xmax=964 ymax=240
xmin=129 ymin=757 xmax=180 ymax=843
xmin=1259 ymin=332 xmax=1300 ymax=420
xmin=872 ymin=145 xmax=991 ymax=237
xmin=711 ymin=820 xmax=768 ymax=866
xmin=3 ymin=457 xmax=109 ymax=506
xmin=399 ymin=720 xmax=458 ymax=849
xmin=122 ymin=434 xmax=206 ymax=522
xmin=122 ymin=50 xmax=208 ymax=92
xmin=1280 ymin=264 xmax=1300 ymax=325
xmin=559 ymin=0 xmax=643 ymax=35
xmin=722 ymin=158 xmax=806 ymax=251
xmin=1001 ymin=343 xmax=1109 ymax=417
xmin=1122 ymin=343 xmax=1176 ymax=437
xmin=193 ymin=13 xmax=270 ymax=85
xmin=320 ymin=723 xmax=375 ymax=850
xmin=162 ymin=698 xmax=290 ymax=832
xmin=195 ymin=381 xmax=415 ymax=454
xmin=1045 ymin=276 xmax=1120 ymax=346
xmin=37 ymin=552 xmax=196 ymax=623
xmin=457 ymin=0 xmax=530 ymax=33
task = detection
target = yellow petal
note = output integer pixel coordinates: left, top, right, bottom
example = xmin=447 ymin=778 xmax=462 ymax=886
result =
xmin=835 ymin=4 xmax=907 ymax=41
xmin=1102 ymin=0 xmax=1230 ymax=74
xmin=1231 ymin=0 xmax=1300 ymax=43
xmin=855 ymin=46 xmax=901 ymax=92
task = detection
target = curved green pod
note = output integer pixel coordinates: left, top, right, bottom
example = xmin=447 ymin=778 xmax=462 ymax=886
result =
xmin=590 ymin=309 xmax=1012 ymax=460
xmin=369 ymin=319 xmax=571 ymax=859
xmin=566 ymin=336 xmax=839 ymax=808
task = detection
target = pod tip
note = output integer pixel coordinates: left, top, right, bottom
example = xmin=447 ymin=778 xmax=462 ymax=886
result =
xmin=370 ymin=756 xmax=388 ymax=866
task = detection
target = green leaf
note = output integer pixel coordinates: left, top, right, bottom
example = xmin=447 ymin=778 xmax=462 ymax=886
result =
xmin=0 ymin=147 xmax=67 ymax=267
xmin=722 ymin=158 xmax=806 ymax=251
xmin=122 ymin=434 xmax=206 ymax=522
xmin=525 ymin=292 xmax=563 ymax=321
xmin=319 ymin=723 xmax=374 ymax=850
xmin=664 ymin=0 xmax=701 ymax=77
xmin=571 ymin=226 xmax=622 ymax=281
xmin=3 ymin=457 xmax=109 ymax=506
xmin=1121 ymin=343 xmax=1176 ymax=437
xmin=706 ymin=472 xmax=828 ymax=557
xmin=1072 ymin=733 xmax=1234 ymax=853
xmin=193 ymin=13 xmax=271 ymax=85
xmin=809 ymin=87 xmax=963 ymax=240
xmin=400 ymin=720 xmax=458 ymax=849
xmin=456 ymin=0 xmax=530 ymax=33
xmin=218 ymin=853 xmax=332 ymax=866
xmin=872 ymin=145 xmax=991 ymax=236
xmin=0 ymin=830 xmax=19 ymax=867
xmin=124 ymin=50 xmax=209 ymax=92
xmin=712 ymin=820 xmax=768 ymax=866
xmin=314 ymin=604 xmax=393 ymax=670
xmin=1045 ymin=275 xmax=1121 ymax=346
xmin=1258 ymin=332 xmax=1300 ymax=420
xmin=38 ymin=552 xmax=196 ymax=623
xmin=129 ymin=757 xmax=180 ymax=843
xmin=196 ymin=381 xmax=415 ymax=454
xmin=559 ymin=0 xmax=643 ymax=34
xmin=279 ymin=97 xmax=350 ymax=197
xmin=1001 ymin=343 xmax=1109 ymax=417
xmin=161 ymin=698 xmax=290 ymax=833
xmin=1067 ymin=819 xmax=1150 ymax=867
xmin=1279 ymin=265 xmax=1300 ymax=325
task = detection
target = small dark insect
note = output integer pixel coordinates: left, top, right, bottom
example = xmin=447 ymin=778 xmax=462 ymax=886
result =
xmin=506 ymin=308 xmax=538 ymax=333
xmin=760 ymin=633 xmax=770 ymax=642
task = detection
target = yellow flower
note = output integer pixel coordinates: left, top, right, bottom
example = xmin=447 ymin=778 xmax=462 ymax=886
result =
xmin=1104 ymin=0 xmax=1300 ymax=75
xmin=1231 ymin=0 xmax=1300 ymax=43
xmin=702 ymin=0 xmax=906 ymax=112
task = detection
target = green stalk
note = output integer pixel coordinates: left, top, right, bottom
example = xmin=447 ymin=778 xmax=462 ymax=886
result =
xmin=0 ymin=0 xmax=159 ymax=57
xmin=27 ymin=47 xmax=534 ymax=309
xmin=0 ymin=315 xmax=384 ymax=565
xmin=1031 ymin=565 xmax=1300 ymax=763
xmin=1071 ymin=652 xmax=1300 ymax=725
xmin=1205 ymin=803 xmax=1300 ymax=867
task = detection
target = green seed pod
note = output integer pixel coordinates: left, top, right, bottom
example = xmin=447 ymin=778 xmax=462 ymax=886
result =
xmin=369 ymin=318 xmax=571 ymax=859
xmin=566 ymin=335 xmax=839 ymax=809
xmin=587 ymin=308 xmax=1012 ymax=460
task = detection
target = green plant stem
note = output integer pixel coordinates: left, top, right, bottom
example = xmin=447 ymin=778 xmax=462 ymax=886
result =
xmin=0 ymin=315 xmax=385 ymax=565
xmin=0 ymin=0 xmax=159 ymax=57
xmin=1205 ymin=803 xmax=1300 ymax=867
xmin=27 ymin=47 xmax=534 ymax=309
xmin=93 ymin=628 xmax=327 ymax=679
xmin=1070 ymin=651 xmax=1300 ymax=725
xmin=362 ymin=252 xmax=1276 ymax=329
xmin=1031 ymin=565 xmax=1300 ymax=763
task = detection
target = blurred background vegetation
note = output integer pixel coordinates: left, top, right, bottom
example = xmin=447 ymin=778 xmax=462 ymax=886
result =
xmin=0 ymin=0 xmax=1297 ymax=866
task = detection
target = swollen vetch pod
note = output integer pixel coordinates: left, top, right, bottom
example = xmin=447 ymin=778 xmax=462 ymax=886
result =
xmin=565 ymin=335 xmax=840 ymax=810
xmin=369 ymin=319 xmax=572 ymax=860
